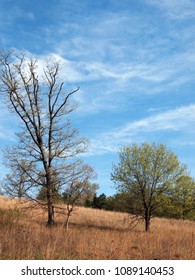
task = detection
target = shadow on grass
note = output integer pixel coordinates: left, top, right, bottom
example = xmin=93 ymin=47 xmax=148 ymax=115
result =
xmin=65 ymin=221 xmax=134 ymax=233
xmin=31 ymin=216 xmax=145 ymax=233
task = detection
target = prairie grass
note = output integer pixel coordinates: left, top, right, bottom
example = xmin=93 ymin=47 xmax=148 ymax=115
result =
xmin=0 ymin=196 xmax=194 ymax=260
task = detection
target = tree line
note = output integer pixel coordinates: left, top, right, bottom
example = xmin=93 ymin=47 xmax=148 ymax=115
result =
xmin=0 ymin=51 xmax=194 ymax=231
xmin=87 ymin=174 xmax=195 ymax=222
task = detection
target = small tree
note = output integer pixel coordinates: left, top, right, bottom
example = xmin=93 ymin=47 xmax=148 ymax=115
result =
xmin=61 ymin=163 xmax=97 ymax=229
xmin=0 ymin=51 xmax=89 ymax=226
xmin=79 ymin=181 xmax=99 ymax=206
xmin=111 ymin=143 xmax=186 ymax=231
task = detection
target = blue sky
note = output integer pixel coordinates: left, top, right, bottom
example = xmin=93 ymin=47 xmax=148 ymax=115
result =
xmin=0 ymin=0 xmax=195 ymax=195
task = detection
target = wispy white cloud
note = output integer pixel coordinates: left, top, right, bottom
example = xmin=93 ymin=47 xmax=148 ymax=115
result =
xmin=24 ymin=2 xmax=194 ymax=119
xmin=19 ymin=47 xmax=195 ymax=85
xmin=147 ymin=0 xmax=195 ymax=20
xmin=1 ymin=6 xmax=35 ymax=23
xmin=69 ymin=49 xmax=195 ymax=114
xmin=112 ymin=104 xmax=195 ymax=136
xmin=85 ymin=104 xmax=195 ymax=156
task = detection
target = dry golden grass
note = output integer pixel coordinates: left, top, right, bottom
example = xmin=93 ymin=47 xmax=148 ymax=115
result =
xmin=0 ymin=195 xmax=195 ymax=260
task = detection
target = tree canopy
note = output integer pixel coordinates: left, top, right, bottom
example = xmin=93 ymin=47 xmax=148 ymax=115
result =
xmin=0 ymin=50 xmax=95 ymax=226
xmin=111 ymin=142 xmax=187 ymax=231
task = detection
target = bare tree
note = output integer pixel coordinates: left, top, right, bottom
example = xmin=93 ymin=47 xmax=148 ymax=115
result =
xmin=1 ymin=153 xmax=36 ymax=199
xmin=0 ymin=50 xmax=90 ymax=226
xmin=61 ymin=163 xmax=97 ymax=229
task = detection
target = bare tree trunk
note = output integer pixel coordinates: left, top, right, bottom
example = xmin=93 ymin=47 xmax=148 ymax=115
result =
xmin=145 ymin=210 xmax=150 ymax=232
xmin=46 ymin=180 xmax=55 ymax=226
xmin=47 ymin=204 xmax=54 ymax=226
xmin=64 ymin=203 xmax=73 ymax=230
xmin=145 ymin=218 xmax=150 ymax=232
xmin=64 ymin=212 xmax=71 ymax=230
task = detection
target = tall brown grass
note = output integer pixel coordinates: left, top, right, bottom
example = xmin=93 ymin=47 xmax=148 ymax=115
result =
xmin=0 ymin=195 xmax=194 ymax=260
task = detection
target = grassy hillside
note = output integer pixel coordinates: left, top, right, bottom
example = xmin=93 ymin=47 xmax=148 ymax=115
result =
xmin=0 ymin=195 xmax=194 ymax=260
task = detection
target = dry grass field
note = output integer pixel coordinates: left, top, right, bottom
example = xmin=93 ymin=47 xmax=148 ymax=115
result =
xmin=0 ymin=195 xmax=194 ymax=260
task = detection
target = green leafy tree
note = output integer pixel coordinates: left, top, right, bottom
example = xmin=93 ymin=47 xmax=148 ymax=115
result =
xmin=170 ymin=175 xmax=195 ymax=220
xmin=111 ymin=143 xmax=186 ymax=231
xmin=152 ymin=193 xmax=174 ymax=218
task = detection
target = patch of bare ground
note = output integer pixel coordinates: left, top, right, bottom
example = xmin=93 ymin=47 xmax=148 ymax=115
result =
xmin=0 ymin=196 xmax=194 ymax=259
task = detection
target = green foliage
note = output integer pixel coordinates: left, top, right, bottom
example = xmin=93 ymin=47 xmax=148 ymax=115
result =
xmin=36 ymin=186 xmax=62 ymax=203
xmin=169 ymin=175 xmax=195 ymax=220
xmin=91 ymin=193 xmax=107 ymax=209
xmin=62 ymin=181 xmax=99 ymax=206
xmin=103 ymin=192 xmax=136 ymax=213
xmin=111 ymin=142 xmax=187 ymax=231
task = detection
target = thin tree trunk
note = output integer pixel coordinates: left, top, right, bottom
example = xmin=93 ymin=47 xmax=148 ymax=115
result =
xmin=145 ymin=211 xmax=150 ymax=232
xmin=64 ymin=212 xmax=71 ymax=230
xmin=64 ymin=203 xmax=73 ymax=230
